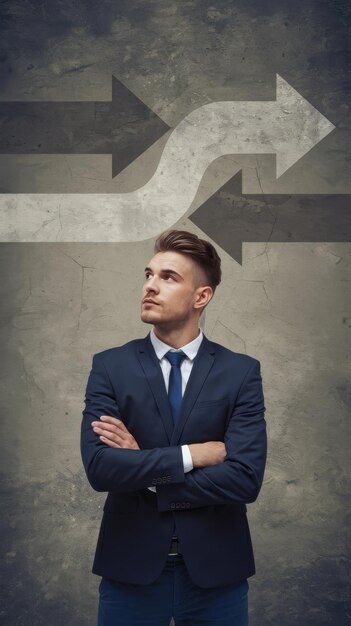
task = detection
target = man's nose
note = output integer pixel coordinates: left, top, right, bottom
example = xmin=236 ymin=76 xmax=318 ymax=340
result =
xmin=145 ymin=275 xmax=160 ymax=292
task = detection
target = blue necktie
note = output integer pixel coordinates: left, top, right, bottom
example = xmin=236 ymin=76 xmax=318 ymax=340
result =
xmin=164 ymin=350 xmax=186 ymax=425
xmin=164 ymin=350 xmax=187 ymax=541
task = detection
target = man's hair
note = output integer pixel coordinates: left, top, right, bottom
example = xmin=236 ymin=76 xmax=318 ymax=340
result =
xmin=154 ymin=229 xmax=222 ymax=293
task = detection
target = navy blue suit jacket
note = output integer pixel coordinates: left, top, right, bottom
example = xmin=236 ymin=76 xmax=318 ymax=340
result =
xmin=80 ymin=331 xmax=267 ymax=588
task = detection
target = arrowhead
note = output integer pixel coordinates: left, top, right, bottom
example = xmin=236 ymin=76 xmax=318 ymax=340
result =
xmin=189 ymin=172 xmax=245 ymax=265
xmin=110 ymin=76 xmax=170 ymax=178
xmin=275 ymin=74 xmax=336 ymax=178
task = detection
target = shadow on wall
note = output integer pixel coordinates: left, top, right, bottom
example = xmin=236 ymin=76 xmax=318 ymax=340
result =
xmin=0 ymin=470 xmax=104 ymax=625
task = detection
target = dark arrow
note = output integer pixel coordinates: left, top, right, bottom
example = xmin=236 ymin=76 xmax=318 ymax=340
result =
xmin=0 ymin=76 xmax=170 ymax=179
xmin=189 ymin=172 xmax=351 ymax=265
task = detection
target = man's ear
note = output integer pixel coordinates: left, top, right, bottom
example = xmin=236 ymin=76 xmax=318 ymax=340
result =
xmin=194 ymin=286 xmax=213 ymax=311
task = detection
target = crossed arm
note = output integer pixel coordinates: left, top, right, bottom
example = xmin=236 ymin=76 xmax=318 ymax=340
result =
xmin=91 ymin=416 xmax=226 ymax=468
xmin=81 ymin=354 xmax=267 ymax=510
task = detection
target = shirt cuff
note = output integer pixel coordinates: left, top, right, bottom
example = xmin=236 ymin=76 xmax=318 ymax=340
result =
xmin=181 ymin=444 xmax=194 ymax=473
xmin=148 ymin=486 xmax=156 ymax=492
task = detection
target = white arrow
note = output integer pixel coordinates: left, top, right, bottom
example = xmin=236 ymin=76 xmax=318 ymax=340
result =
xmin=0 ymin=74 xmax=335 ymax=242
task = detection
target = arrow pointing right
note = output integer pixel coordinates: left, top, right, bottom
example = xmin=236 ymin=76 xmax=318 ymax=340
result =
xmin=189 ymin=171 xmax=351 ymax=265
xmin=271 ymin=75 xmax=335 ymax=177
xmin=0 ymin=76 xmax=170 ymax=179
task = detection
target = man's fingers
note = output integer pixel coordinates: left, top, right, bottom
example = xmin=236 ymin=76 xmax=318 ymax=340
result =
xmin=99 ymin=429 xmax=124 ymax=446
xmin=93 ymin=425 xmax=138 ymax=449
xmin=93 ymin=421 xmax=122 ymax=434
xmin=99 ymin=436 xmax=121 ymax=449
xmin=99 ymin=415 xmax=125 ymax=427
xmin=92 ymin=417 xmax=140 ymax=450
xmin=98 ymin=415 xmax=130 ymax=433
xmin=92 ymin=416 xmax=132 ymax=440
xmin=100 ymin=437 xmax=121 ymax=448
xmin=93 ymin=423 xmax=132 ymax=444
xmin=93 ymin=425 xmax=124 ymax=442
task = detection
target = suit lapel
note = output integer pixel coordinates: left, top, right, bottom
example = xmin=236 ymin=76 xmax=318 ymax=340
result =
xmin=137 ymin=333 xmax=174 ymax=442
xmin=171 ymin=335 xmax=216 ymax=444
xmin=137 ymin=331 xmax=216 ymax=445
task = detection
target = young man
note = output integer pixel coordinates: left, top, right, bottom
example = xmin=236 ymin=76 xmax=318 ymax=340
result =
xmin=81 ymin=229 xmax=267 ymax=625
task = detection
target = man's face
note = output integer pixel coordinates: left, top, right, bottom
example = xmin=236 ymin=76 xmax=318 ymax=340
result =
xmin=140 ymin=251 xmax=208 ymax=329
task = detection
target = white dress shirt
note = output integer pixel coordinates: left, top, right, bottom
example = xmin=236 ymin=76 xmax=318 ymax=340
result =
xmin=148 ymin=326 xmax=204 ymax=492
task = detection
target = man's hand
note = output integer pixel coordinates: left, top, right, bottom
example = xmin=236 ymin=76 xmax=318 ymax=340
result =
xmin=92 ymin=417 xmax=224 ymax=466
xmin=188 ymin=442 xmax=227 ymax=468
xmin=92 ymin=415 xmax=140 ymax=450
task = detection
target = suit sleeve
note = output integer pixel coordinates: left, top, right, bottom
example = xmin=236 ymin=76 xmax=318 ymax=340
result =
xmin=80 ymin=353 xmax=185 ymax=493
xmin=156 ymin=359 xmax=267 ymax=511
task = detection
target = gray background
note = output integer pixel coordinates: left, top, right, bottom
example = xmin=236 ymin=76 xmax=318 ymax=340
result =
xmin=1 ymin=1 xmax=351 ymax=624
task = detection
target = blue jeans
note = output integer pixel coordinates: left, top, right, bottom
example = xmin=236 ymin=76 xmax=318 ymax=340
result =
xmin=98 ymin=554 xmax=249 ymax=625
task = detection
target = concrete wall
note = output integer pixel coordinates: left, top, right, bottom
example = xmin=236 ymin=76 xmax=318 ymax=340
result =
xmin=1 ymin=1 xmax=350 ymax=624
xmin=1 ymin=239 xmax=350 ymax=625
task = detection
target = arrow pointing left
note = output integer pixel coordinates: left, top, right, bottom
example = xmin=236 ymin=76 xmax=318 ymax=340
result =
xmin=0 ymin=76 xmax=170 ymax=179
xmin=190 ymin=171 xmax=351 ymax=265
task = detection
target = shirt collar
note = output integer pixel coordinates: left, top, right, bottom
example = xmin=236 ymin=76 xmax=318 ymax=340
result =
xmin=150 ymin=327 xmax=203 ymax=362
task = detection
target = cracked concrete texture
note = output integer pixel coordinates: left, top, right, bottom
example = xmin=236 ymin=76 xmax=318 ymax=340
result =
xmin=1 ymin=0 xmax=351 ymax=624
xmin=0 ymin=470 xmax=103 ymax=625
xmin=1 ymin=238 xmax=350 ymax=625
xmin=0 ymin=0 xmax=350 ymax=195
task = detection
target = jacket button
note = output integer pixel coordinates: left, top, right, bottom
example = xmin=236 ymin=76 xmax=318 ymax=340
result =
xmin=151 ymin=478 xmax=157 ymax=485
xmin=186 ymin=502 xmax=190 ymax=508
xmin=171 ymin=502 xmax=175 ymax=509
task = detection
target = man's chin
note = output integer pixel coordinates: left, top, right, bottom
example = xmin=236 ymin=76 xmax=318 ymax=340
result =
xmin=141 ymin=312 xmax=159 ymax=324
